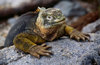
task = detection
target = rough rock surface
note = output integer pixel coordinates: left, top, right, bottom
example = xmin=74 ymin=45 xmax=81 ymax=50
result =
xmin=82 ymin=19 xmax=100 ymax=33
xmin=54 ymin=1 xmax=87 ymax=17
xmin=0 ymin=34 xmax=100 ymax=65
xmin=0 ymin=0 xmax=59 ymax=19
xmin=0 ymin=36 xmax=5 ymax=48
xmin=0 ymin=23 xmax=11 ymax=48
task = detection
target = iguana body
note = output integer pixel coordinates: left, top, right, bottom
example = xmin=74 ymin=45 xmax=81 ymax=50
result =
xmin=5 ymin=7 xmax=89 ymax=58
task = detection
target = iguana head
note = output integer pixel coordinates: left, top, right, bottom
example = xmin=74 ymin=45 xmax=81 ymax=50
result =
xmin=35 ymin=7 xmax=66 ymax=41
xmin=36 ymin=7 xmax=66 ymax=28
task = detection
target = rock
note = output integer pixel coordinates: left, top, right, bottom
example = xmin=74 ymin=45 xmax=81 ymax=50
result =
xmin=93 ymin=24 xmax=100 ymax=34
xmin=0 ymin=46 xmax=25 ymax=65
xmin=96 ymin=31 xmax=100 ymax=34
xmin=0 ymin=0 xmax=59 ymax=19
xmin=89 ymin=33 xmax=100 ymax=41
xmin=0 ymin=33 xmax=100 ymax=65
xmin=82 ymin=19 xmax=100 ymax=33
xmin=0 ymin=36 xmax=5 ymax=49
xmin=54 ymin=1 xmax=87 ymax=17
xmin=81 ymin=52 xmax=100 ymax=65
xmin=8 ymin=17 xmax=19 ymax=26
xmin=0 ymin=23 xmax=11 ymax=49
xmin=0 ymin=22 xmax=11 ymax=38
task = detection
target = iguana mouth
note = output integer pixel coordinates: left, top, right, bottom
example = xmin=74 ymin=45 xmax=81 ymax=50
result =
xmin=54 ymin=18 xmax=66 ymax=24
xmin=43 ymin=18 xmax=66 ymax=28
xmin=56 ymin=18 xmax=66 ymax=22
xmin=61 ymin=18 xmax=65 ymax=21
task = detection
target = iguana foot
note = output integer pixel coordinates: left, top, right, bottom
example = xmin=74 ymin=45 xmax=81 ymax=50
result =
xmin=70 ymin=29 xmax=90 ymax=41
xmin=29 ymin=44 xmax=52 ymax=58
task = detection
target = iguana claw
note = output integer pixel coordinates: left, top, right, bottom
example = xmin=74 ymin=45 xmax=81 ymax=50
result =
xmin=29 ymin=44 xmax=52 ymax=58
xmin=70 ymin=29 xmax=90 ymax=41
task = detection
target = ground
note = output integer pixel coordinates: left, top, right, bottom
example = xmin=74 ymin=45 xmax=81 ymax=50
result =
xmin=0 ymin=33 xmax=100 ymax=65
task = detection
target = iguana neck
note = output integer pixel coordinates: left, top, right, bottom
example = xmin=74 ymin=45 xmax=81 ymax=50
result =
xmin=34 ymin=22 xmax=59 ymax=41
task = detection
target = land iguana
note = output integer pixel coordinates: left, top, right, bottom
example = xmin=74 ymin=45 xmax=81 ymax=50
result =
xmin=5 ymin=7 xmax=90 ymax=58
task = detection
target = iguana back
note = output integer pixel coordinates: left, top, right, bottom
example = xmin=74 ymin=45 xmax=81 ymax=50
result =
xmin=4 ymin=12 xmax=38 ymax=47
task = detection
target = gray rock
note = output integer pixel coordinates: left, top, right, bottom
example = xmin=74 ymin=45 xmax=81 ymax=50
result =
xmin=95 ymin=24 xmax=100 ymax=34
xmin=96 ymin=31 xmax=100 ymax=34
xmin=8 ymin=17 xmax=18 ymax=26
xmin=0 ymin=36 xmax=5 ymax=48
xmin=0 ymin=33 xmax=100 ymax=65
xmin=54 ymin=1 xmax=87 ymax=17
xmin=0 ymin=0 xmax=32 ymax=9
xmin=82 ymin=19 xmax=100 ymax=33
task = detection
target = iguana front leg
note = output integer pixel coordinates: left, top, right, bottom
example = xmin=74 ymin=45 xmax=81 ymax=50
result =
xmin=65 ymin=25 xmax=89 ymax=41
xmin=13 ymin=33 xmax=52 ymax=58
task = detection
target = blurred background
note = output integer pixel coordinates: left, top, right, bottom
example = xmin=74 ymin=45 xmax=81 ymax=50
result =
xmin=0 ymin=0 xmax=100 ymax=48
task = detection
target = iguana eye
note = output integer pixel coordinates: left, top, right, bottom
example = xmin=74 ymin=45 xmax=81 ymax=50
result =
xmin=47 ymin=16 xmax=53 ymax=20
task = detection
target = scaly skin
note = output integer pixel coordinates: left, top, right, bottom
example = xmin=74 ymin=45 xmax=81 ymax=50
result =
xmin=65 ymin=25 xmax=89 ymax=41
xmin=5 ymin=7 xmax=90 ymax=58
xmin=13 ymin=33 xmax=52 ymax=58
